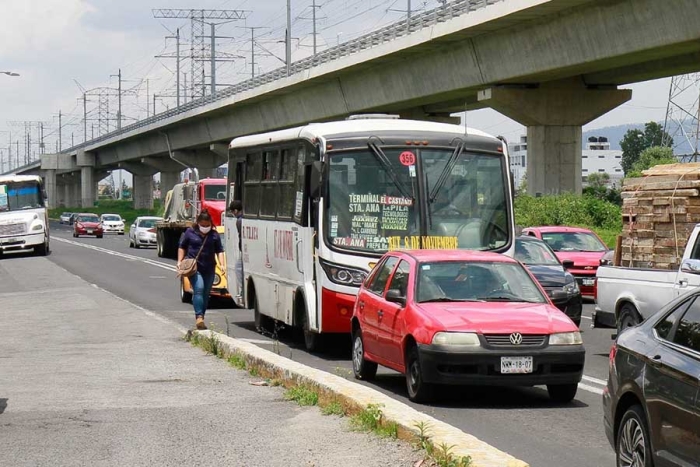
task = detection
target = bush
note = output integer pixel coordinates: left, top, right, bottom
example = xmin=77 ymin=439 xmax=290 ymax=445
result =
xmin=515 ymin=193 xmax=622 ymax=247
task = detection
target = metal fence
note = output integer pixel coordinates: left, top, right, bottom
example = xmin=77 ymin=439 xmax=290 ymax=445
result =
xmin=63 ymin=0 xmax=504 ymax=154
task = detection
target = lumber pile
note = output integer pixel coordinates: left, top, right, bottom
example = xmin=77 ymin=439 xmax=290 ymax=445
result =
xmin=621 ymin=163 xmax=700 ymax=269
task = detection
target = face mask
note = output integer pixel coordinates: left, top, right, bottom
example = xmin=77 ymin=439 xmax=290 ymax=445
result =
xmin=199 ymin=226 xmax=212 ymax=234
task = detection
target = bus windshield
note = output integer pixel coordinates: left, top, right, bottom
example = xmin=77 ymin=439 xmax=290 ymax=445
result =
xmin=326 ymin=147 xmax=509 ymax=254
xmin=0 ymin=181 xmax=44 ymax=213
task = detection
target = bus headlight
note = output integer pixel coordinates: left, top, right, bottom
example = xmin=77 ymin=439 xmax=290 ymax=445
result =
xmin=31 ymin=223 xmax=44 ymax=232
xmin=319 ymin=259 xmax=368 ymax=287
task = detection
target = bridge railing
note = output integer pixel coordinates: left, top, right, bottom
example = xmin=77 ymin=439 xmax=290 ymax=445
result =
xmin=62 ymin=0 xmax=504 ymax=154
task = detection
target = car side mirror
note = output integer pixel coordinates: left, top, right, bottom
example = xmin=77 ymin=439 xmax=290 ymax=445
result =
xmin=681 ymin=259 xmax=700 ymax=275
xmin=385 ymin=289 xmax=406 ymax=307
xmin=550 ymin=290 xmax=569 ymax=302
xmin=562 ymin=260 xmax=574 ymax=269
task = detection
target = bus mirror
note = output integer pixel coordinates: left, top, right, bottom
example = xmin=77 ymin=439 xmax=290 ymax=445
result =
xmin=310 ymin=161 xmax=324 ymax=197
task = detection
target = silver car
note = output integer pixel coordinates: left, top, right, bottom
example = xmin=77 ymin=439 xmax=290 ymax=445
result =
xmin=100 ymin=213 xmax=125 ymax=235
xmin=129 ymin=216 xmax=162 ymax=249
xmin=59 ymin=212 xmax=73 ymax=224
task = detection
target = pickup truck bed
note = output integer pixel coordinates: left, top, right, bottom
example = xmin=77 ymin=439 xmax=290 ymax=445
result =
xmin=594 ymin=265 xmax=679 ymax=329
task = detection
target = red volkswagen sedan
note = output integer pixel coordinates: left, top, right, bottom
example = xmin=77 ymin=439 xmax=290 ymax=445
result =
xmin=521 ymin=226 xmax=609 ymax=298
xmin=351 ymin=250 xmax=585 ymax=403
xmin=73 ymin=213 xmax=104 ymax=238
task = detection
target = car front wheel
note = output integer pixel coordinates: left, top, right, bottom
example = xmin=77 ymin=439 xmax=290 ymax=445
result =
xmin=618 ymin=303 xmax=641 ymax=334
xmin=352 ymin=328 xmax=377 ymax=381
xmin=616 ymin=405 xmax=652 ymax=467
xmin=405 ymin=345 xmax=432 ymax=403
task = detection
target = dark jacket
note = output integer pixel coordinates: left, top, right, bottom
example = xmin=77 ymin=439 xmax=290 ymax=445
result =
xmin=179 ymin=226 xmax=224 ymax=274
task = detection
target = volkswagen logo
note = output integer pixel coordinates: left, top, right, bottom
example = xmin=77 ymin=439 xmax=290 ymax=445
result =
xmin=509 ymin=332 xmax=523 ymax=345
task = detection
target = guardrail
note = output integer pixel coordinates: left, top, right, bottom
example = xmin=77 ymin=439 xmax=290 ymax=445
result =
xmin=62 ymin=0 xmax=504 ymax=154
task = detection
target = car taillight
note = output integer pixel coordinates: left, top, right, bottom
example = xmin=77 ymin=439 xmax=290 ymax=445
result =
xmin=609 ymin=342 xmax=617 ymax=372
xmin=76 ymin=223 xmax=83 ymax=228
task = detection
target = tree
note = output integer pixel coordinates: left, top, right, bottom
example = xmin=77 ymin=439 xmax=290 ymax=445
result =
xmin=585 ymin=172 xmax=610 ymax=188
xmin=620 ymin=122 xmax=674 ymax=174
xmin=627 ymin=146 xmax=677 ymax=178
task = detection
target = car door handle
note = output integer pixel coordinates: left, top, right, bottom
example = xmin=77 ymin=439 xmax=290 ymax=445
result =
xmin=378 ymin=310 xmax=384 ymax=319
xmin=649 ymin=355 xmax=662 ymax=367
xmin=358 ymin=301 xmax=365 ymax=309
xmin=678 ymin=280 xmax=688 ymax=287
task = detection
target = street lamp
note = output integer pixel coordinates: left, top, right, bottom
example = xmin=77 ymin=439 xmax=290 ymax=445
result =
xmin=1 ymin=71 xmax=20 ymax=77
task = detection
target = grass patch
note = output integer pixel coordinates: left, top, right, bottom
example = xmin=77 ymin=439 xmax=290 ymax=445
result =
xmin=350 ymin=404 xmax=398 ymax=439
xmin=414 ymin=422 xmax=473 ymax=467
xmin=321 ymin=400 xmax=345 ymax=416
xmin=227 ymin=353 xmax=247 ymax=370
xmin=284 ymin=385 xmax=319 ymax=406
xmin=49 ymin=199 xmax=162 ymax=232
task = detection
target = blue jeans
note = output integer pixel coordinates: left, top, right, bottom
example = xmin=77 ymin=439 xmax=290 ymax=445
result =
xmin=191 ymin=269 xmax=215 ymax=317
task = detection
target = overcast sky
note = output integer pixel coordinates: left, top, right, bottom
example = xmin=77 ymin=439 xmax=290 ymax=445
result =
xmin=0 ymin=0 xmax=683 ymax=179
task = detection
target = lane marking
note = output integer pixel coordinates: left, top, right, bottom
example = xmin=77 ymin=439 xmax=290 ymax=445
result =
xmin=53 ymin=237 xmax=176 ymax=272
xmin=578 ymin=383 xmax=604 ymax=395
xmin=581 ymin=315 xmax=592 ymax=320
xmin=582 ymin=375 xmax=607 ymax=386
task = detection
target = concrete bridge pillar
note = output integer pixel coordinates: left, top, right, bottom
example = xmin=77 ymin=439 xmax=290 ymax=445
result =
xmin=159 ymin=171 xmax=180 ymax=201
xmin=133 ymin=174 xmax=154 ymax=210
xmin=80 ymin=167 xmax=96 ymax=208
xmin=44 ymin=170 xmax=57 ymax=209
xmin=478 ymin=77 xmax=631 ymax=195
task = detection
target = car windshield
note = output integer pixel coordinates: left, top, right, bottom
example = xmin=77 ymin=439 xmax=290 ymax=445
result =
xmin=203 ymin=184 xmax=227 ymax=201
xmin=138 ymin=219 xmax=157 ymax=228
xmin=541 ymin=232 xmax=607 ymax=252
xmin=514 ymin=239 xmax=560 ymax=265
xmin=326 ymin=148 xmax=509 ymax=254
xmin=62 ymin=212 xmax=71 ymax=217
xmin=102 ymin=215 xmax=121 ymax=221
xmin=0 ymin=181 xmax=44 ymax=212
xmin=417 ymin=260 xmax=547 ymax=304
xmin=78 ymin=215 xmax=99 ymax=223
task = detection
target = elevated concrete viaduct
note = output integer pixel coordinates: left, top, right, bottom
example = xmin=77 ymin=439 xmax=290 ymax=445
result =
xmin=7 ymin=0 xmax=700 ymax=207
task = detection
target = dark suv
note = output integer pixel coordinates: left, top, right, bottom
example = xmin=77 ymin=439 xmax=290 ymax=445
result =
xmin=603 ymin=289 xmax=700 ymax=466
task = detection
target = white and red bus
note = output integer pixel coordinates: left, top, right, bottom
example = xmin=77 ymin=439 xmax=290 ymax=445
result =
xmin=224 ymin=116 xmax=514 ymax=351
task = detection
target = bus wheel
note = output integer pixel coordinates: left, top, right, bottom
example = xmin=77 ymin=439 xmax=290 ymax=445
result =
xmin=297 ymin=309 xmax=321 ymax=352
xmin=35 ymin=237 xmax=49 ymax=256
xmin=253 ymin=295 xmax=271 ymax=333
xmin=156 ymin=232 xmax=164 ymax=257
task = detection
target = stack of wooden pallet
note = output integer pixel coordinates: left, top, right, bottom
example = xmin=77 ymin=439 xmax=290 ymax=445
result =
xmin=621 ymin=163 xmax=700 ymax=269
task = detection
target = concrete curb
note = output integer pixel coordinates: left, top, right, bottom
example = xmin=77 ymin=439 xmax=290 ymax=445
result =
xmin=197 ymin=330 xmax=529 ymax=467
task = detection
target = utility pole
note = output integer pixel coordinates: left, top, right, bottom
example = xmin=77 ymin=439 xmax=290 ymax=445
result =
xmin=58 ymin=110 xmax=62 ymax=152
xmin=176 ymin=28 xmax=181 ymax=106
xmin=312 ymin=0 xmax=318 ymax=55
xmin=40 ymin=122 xmax=44 ymax=155
xmin=117 ymin=69 xmax=122 ymax=129
xmin=251 ymin=29 xmax=256 ymax=77
xmin=146 ymin=78 xmax=150 ymax=117
xmin=183 ymin=73 xmax=187 ymax=102
xmin=83 ymin=92 xmax=87 ymax=142
xmin=210 ymin=23 xmax=216 ymax=96
xmin=286 ymin=0 xmax=292 ymax=75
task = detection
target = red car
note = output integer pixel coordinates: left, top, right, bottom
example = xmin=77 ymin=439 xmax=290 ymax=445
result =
xmin=521 ymin=227 xmax=608 ymax=298
xmin=73 ymin=213 xmax=104 ymax=238
xmin=351 ymin=250 xmax=585 ymax=403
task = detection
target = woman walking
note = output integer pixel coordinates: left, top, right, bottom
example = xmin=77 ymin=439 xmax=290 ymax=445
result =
xmin=177 ymin=210 xmax=226 ymax=330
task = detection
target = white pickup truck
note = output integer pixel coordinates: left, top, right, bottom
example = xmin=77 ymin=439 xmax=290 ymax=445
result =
xmin=594 ymin=224 xmax=700 ymax=331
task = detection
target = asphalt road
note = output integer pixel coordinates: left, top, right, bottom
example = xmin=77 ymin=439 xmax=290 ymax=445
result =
xmin=37 ymin=221 xmax=617 ymax=467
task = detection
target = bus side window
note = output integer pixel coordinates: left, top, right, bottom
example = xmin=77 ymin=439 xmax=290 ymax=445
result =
xmin=293 ymin=145 xmax=308 ymax=226
xmin=277 ymin=147 xmax=297 ymax=220
xmin=244 ymin=152 xmax=262 ymax=218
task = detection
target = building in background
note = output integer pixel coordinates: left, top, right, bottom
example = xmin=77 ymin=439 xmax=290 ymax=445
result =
xmin=508 ymin=135 xmax=624 ymax=190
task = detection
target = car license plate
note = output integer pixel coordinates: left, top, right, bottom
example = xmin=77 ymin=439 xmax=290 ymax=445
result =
xmin=87 ymin=230 xmax=93 ymax=234
xmin=582 ymin=278 xmax=595 ymax=286
xmin=500 ymin=357 xmax=533 ymax=374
